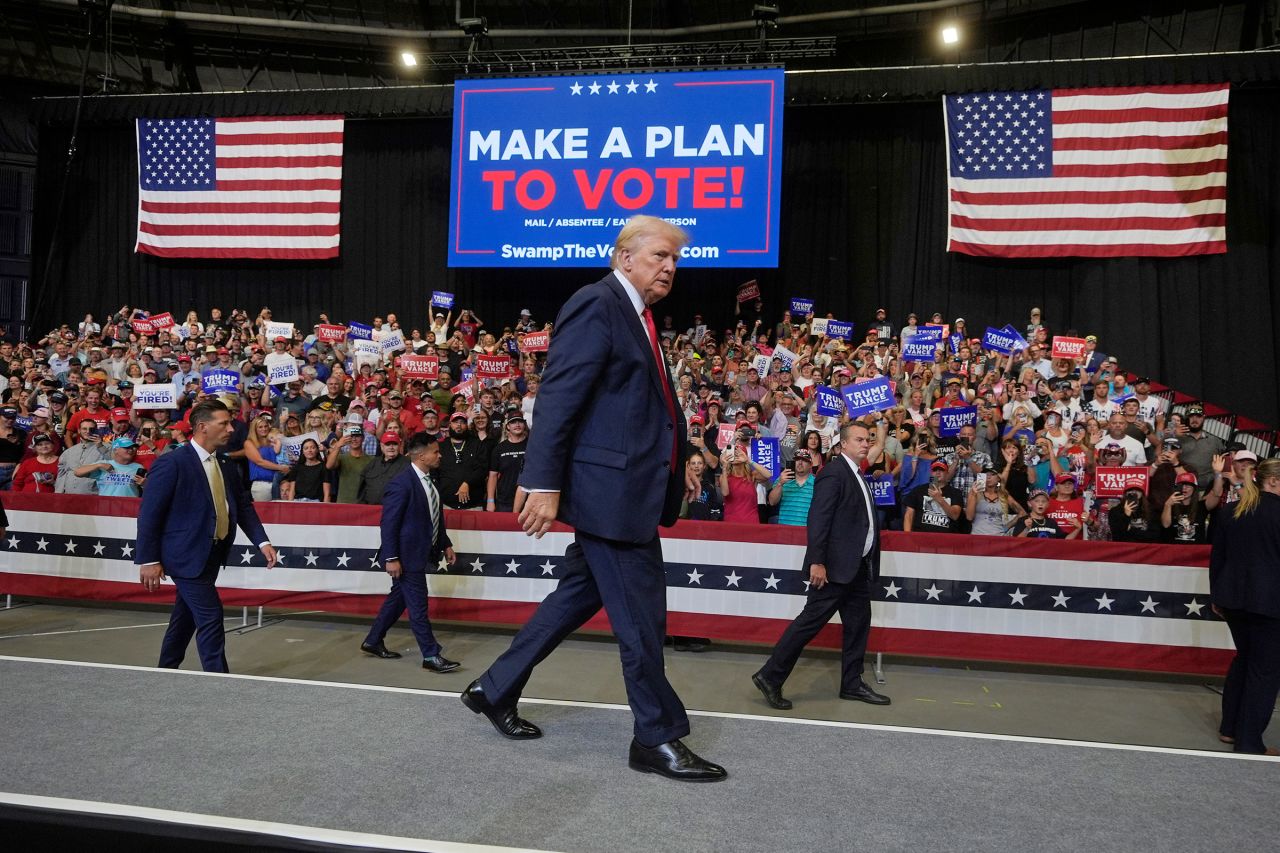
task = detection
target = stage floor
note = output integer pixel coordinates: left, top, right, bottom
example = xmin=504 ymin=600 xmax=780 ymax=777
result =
xmin=2 ymin=654 xmax=1277 ymax=853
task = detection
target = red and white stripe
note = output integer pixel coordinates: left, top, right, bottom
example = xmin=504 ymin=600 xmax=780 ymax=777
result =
xmin=136 ymin=115 xmax=344 ymax=260
xmin=946 ymin=85 xmax=1229 ymax=258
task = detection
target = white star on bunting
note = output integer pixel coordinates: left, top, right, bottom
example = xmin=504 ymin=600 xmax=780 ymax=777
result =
xmin=35 ymin=537 xmax=49 ymax=552
xmin=241 ymin=549 xmax=255 ymax=564
xmin=588 ymin=81 xmax=601 ymax=95
xmin=1185 ymin=598 xmax=1205 ymax=616
xmin=337 ymin=553 xmax=350 ymax=567
xmin=1095 ymin=593 xmax=1115 ymax=611
xmin=607 ymin=80 xmax=620 ymax=94
xmin=725 ymin=570 xmax=742 ymax=588
xmin=883 ymin=581 xmax=901 ymax=599
xmin=764 ymin=573 xmax=781 ymax=590
xmin=1139 ymin=596 xmax=1159 ymax=614
xmin=120 ymin=543 xmax=133 ymax=558
xmin=644 ymin=79 xmax=658 ymax=93
xmin=923 ymin=584 xmax=943 ymax=601
xmin=966 ymin=586 xmax=985 ymax=603
xmin=1052 ymin=591 xmax=1070 ymax=608
xmin=505 ymin=559 xmax=520 ymax=575
xmin=470 ymin=558 xmax=485 ymax=574
xmin=1008 ymin=588 xmax=1028 ymax=606
xmin=6 ymin=536 xmax=18 ymax=550
xmin=687 ymin=568 xmax=703 ymax=585
xmin=64 ymin=539 xmax=77 ymax=554
xmin=569 ymin=81 xmax=583 ymax=95
xmin=625 ymin=80 xmax=639 ymax=94
xmin=540 ymin=560 xmax=556 ymax=576
xmin=304 ymin=552 xmax=318 ymax=566
xmin=92 ymin=541 xmax=105 ymax=555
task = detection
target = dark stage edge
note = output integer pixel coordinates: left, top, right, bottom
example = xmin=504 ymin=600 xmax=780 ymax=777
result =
xmin=2 ymin=655 xmax=1277 ymax=853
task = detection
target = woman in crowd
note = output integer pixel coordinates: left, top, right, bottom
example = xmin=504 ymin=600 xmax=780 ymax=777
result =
xmin=12 ymin=433 xmax=59 ymax=492
xmin=282 ymin=438 xmax=327 ymax=502
xmin=682 ymin=452 xmax=723 ymax=521
xmin=718 ymin=444 xmax=771 ymax=525
xmin=905 ymin=388 xmax=930 ymax=429
xmin=800 ymin=430 xmax=827 ymax=471
xmin=996 ymin=439 xmax=1031 ymax=510
xmin=965 ymin=469 xmax=1024 ymax=536
xmin=1205 ymin=450 xmax=1259 ymax=513
xmin=1211 ymin=457 xmax=1280 ymax=754
xmin=244 ymin=411 xmax=289 ymax=502
xmin=1045 ymin=473 xmax=1085 ymax=536
xmin=303 ymin=410 xmax=336 ymax=448
xmin=1109 ymin=480 xmax=1161 ymax=542
xmin=1040 ymin=411 xmax=1070 ymax=455
xmin=1162 ymin=471 xmax=1206 ymax=544
xmin=470 ymin=409 xmax=498 ymax=464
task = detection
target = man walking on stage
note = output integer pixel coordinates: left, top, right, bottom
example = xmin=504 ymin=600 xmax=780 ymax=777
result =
xmin=751 ymin=421 xmax=891 ymax=711
xmin=136 ymin=401 xmax=277 ymax=672
xmin=461 ymin=215 xmax=726 ymax=783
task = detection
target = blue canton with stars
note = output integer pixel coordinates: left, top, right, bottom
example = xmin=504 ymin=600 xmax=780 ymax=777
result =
xmin=138 ymin=117 xmax=216 ymax=190
xmin=945 ymin=90 xmax=1054 ymax=178
xmin=4 ymin=531 xmax=1218 ymax=622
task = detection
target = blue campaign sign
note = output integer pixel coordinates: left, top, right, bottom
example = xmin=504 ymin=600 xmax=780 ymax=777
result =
xmin=825 ymin=320 xmax=855 ymax=340
xmin=431 ymin=291 xmax=455 ymax=310
xmin=15 ymin=415 xmax=32 ymax=431
xmin=938 ymin=406 xmax=978 ymax=437
xmin=840 ymin=376 xmax=896 ymax=418
xmin=750 ymin=437 xmax=782 ymax=479
xmin=1000 ymin=324 xmax=1030 ymax=351
xmin=201 ymin=369 xmax=241 ymax=394
xmin=347 ymin=322 xmax=373 ymax=341
xmin=866 ymin=474 xmax=897 ymax=507
xmin=790 ymin=297 xmax=814 ymax=316
xmin=448 ymin=68 xmax=785 ymax=268
xmin=949 ymin=333 xmax=965 ymax=353
xmin=909 ymin=326 xmax=944 ymax=344
xmin=901 ymin=339 xmax=937 ymax=362
xmin=814 ymin=385 xmax=844 ymax=416
xmin=982 ymin=326 xmax=1018 ymax=354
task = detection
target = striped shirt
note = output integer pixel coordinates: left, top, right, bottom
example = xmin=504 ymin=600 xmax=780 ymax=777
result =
xmin=776 ymin=475 xmax=815 ymax=526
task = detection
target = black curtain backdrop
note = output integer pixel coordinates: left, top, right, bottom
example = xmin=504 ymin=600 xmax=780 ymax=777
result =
xmin=30 ymin=86 xmax=1280 ymax=425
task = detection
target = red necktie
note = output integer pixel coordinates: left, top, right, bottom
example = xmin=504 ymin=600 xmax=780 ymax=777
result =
xmin=642 ymin=307 xmax=679 ymax=468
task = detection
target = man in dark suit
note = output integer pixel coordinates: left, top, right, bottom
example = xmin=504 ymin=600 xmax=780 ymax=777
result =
xmin=361 ymin=431 xmax=460 ymax=672
xmin=752 ymin=421 xmax=891 ymax=710
xmin=461 ymin=215 xmax=725 ymax=782
xmin=137 ymin=401 xmax=277 ymax=673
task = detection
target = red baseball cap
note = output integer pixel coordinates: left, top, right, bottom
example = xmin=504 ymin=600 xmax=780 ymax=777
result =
xmin=379 ymin=432 xmax=401 ymax=444
xmin=1175 ymin=472 xmax=1198 ymax=486
xmin=689 ymin=414 xmax=704 ymax=425
xmin=111 ymin=407 xmax=130 ymax=421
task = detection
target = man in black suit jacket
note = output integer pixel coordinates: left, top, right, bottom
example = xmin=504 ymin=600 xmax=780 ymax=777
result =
xmin=461 ymin=215 xmax=725 ymax=782
xmin=752 ymin=421 xmax=891 ymax=710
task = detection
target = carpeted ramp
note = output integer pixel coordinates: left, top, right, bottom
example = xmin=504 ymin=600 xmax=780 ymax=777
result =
xmin=2 ymin=656 xmax=1276 ymax=853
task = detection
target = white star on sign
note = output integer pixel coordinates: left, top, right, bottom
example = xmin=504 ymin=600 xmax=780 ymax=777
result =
xmin=588 ymin=81 xmax=601 ymax=95
xmin=725 ymin=571 xmax=742 ymax=588
xmin=304 ymin=552 xmax=318 ymax=566
xmin=120 ymin=543 xmax=133 ymax=558
xmin=1185 ymin=598 xmax=1205 ymax=616
xmin=1095 ymin=593 xmax=1115 ymax=611
xmin=1052 ymin=591 xmax=1070 ymax=608
xmin=64 ymin=539 xmax=77 ymax=554
xmin=506 ymin=559 xmax=520 ymax=574
xmin=35 ymin=537 xmax=49 ymax=552
xmin=687 ymin=568 xmax=703 ymax=585
xmin=644 ymin=78 xmax=658 ymax=93
xmin=625 ymin=79 xmax=639 ymax=94
xmin=6 ymin=536 xmax=19 ymax=550
xmin=763 ymin=573 xmax=781 ymax=590
xmin=883 ymin=581 xmax=901 ymax=599
xmin=241 ymin=549 xmax=254 ymax=564
xmin=1139 ymin=596 xmax=1159 ymax=614
xmin=92 ymin=541 xmax=105 ymax=555
xmin=966 ymin=586 xmax=985 ymax=603
xmin=607 ymin=80 xmax=620 ymax=94
xmin=470 ymin=558 xmax=485 ymax=573
xmin=1008 ymin=588 xmax=1028 ymax=606
xmin=569 ymin=81 xmax=583 ymax=95
xmin=336 ymin=552 xmax=350 ymax=567
xmin=540 ymin=560 xmax=555 ymax=576
xmin=923 ymin=583 xmax=943 ymax=601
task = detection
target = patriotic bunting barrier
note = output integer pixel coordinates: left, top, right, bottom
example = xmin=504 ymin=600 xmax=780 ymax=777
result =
xmin=0 ymin=495 xmax=1230 ymax=675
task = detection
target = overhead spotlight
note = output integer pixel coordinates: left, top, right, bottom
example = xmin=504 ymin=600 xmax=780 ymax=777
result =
xmin=941 ymin=24 xmax=960 ymax=45
xmin=400 ymin=51 xmax=417 ymax=67
xmin=459 ymin=16 xmax=489 ymax=37
xmin=752 ymin=4 xmax=780 ymax=25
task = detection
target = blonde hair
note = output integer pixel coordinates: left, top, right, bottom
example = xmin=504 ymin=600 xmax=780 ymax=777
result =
xmin=1235 ymin=458 xmax=1280 ymax=518
xmin=610 ymin=215 xmax=689 ymax=269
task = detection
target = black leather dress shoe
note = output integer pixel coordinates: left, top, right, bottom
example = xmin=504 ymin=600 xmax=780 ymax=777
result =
xmin=460 ymin=679 xmax=542 ymax=739
xmin=839 ymin=681 xmax=891 ymax=705
xmin=629 ymin=739 xmax=727 ymax=783
xmin=360 ymin=642 xmax=401 ymax=659
xmin=422 ymin=655 xmax=461 ymax=673
xmin=751 ymin=671 xmax=793 ymax=710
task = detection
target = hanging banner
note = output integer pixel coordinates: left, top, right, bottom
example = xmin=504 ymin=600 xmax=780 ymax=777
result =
xmin=448 ymin=68 xmax=785 ymax=268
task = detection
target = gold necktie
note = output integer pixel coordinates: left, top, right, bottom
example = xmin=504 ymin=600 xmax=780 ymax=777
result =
xmin=205 ymin=455 xmax=230 ymax=540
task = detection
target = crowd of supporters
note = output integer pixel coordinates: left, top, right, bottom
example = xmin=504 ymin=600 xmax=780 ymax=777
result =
xmin=0 ymin=301 xmax=1260 ymax=543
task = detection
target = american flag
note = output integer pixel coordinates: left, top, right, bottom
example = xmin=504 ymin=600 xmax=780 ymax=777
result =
xmin=135 ymin=115 xmax=344 ymax=259
xmin=943 ymin=85 xmax=1228 ymax=258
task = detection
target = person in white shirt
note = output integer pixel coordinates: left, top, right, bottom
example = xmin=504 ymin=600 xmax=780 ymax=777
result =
xmin=1001 ymin=383 xmax=1042 ymax=422
xmin=1085 ymin=381 xmax=1119 ymax=422
xmin=1131 ymin=377 xmax=1166 ymax=432
xmin=1098 ymin=413 xmax=1147 ymax=467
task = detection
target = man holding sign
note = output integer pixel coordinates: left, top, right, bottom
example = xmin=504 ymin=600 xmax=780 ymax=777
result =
xmin=463 ymin=216 xmax=725 ymax=782
xmin=752 ymin=422 xmax=889 ymax=711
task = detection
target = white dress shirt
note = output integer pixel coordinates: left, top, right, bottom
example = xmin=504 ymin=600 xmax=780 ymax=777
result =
xmin=840 ymin=453 xmax=878 ymax=557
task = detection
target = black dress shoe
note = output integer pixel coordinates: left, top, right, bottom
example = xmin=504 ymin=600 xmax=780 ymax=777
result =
xmin=673 ymin=636 xmax=710 ymax=652
xmin=422 ymin=654 xmax=461 ymax=673
xmin=751 ymin=671 xmax=793 ymax=710
xmin=629 ymin=739 xmax=727 ymax=783
xmin=460 ymin=679 xmax=542 ymax=739
xmin=360 ymin=642 xmax=401 ymax=659
xmin=839 ymin=681 xmax=891 ymax=705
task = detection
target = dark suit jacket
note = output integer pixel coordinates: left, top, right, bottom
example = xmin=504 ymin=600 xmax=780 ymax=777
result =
xmin=1210 ymin=493 xmax=1280 ymax=618
xmin=518 ymin=272 xmax=685 ymax=543
xmin=803 ymin=457 xmax=881 ymax=585
xmin=379 ymin=464 xmax=452 ymax=573
xmin=135 ymin=442 xmax=269 ymax=579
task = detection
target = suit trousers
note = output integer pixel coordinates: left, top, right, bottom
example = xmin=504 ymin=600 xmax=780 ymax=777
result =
xmin=364 ymin=570 xmax=442 ymax=659
xmin=1219 ymin=608 xmax=1280 ymax=753
xmin=481 ymin=531 xmax=690 ymax=747
xmin=158 ymin=550 xmax=229 ymax=673
xmin=757 ymin=562 xmax=873 ymax=694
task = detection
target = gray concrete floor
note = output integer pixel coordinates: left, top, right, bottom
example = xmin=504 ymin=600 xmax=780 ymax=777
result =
xmin=0 ymin=598 xmax=1245 ymax=752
